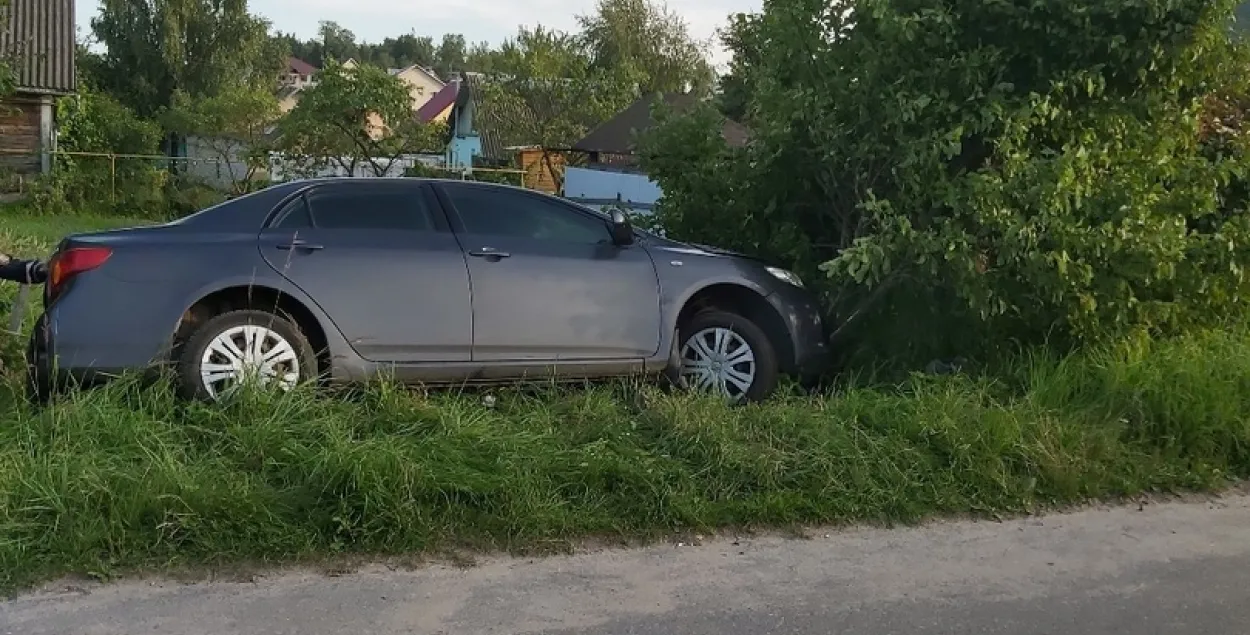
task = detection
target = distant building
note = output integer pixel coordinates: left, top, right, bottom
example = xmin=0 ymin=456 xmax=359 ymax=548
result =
xmin=282 ymin=57 xmax=318 ymax=89
xmin=0 ymin=0 xmax=76 ymax=175
xmin=573 ymin=92 xmax=750 ymax=168
xmin=387 ymin=64 xmax=446 ymax=114
xmin=566 ymin=93 xmax=750 ymax=215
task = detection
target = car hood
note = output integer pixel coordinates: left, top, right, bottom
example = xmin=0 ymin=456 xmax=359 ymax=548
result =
xmin=646 ymin=237 xmax=763 ymax=263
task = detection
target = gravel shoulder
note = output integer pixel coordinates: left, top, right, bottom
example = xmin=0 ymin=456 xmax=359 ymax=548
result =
xmin=4 ymin=494 xmax=1250 ymax=635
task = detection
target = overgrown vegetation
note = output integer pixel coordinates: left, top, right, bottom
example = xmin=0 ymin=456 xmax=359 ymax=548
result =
xmin=2 ymin=326 xmax=1250 ymax=591
xmin=643 ymin=0 xmax=1250 ymax=368
xmin=3 ymin=213 xmax=1250 ymax=591
xmin=6 ymin=0 xmax=1250 ymax=593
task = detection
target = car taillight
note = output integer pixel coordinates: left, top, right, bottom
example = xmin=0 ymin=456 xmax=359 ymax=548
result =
xmin=47 ymin=246 xmax=112 ymax=300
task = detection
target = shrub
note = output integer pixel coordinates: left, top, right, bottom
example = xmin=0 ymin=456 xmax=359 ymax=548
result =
xmin=642 ymin=0 xmax=1250 ymax=368
xmin=50 ymin=90 xmax=169 ymax=217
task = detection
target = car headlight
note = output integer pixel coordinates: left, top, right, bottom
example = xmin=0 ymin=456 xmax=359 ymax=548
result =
xmin=766 ymin=266 xmax=804 ymax=288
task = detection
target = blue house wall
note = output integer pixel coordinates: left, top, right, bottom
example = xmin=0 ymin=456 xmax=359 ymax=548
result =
xmin=446 ymin=94 xmax=480 ymax=170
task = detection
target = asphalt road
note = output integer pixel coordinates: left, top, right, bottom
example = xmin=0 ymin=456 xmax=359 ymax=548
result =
xmin=4 ymin=495 xmax=1250 ymax=635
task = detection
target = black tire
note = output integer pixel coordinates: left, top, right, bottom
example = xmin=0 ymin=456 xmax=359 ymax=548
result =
xmin=677 ymin=309 xmax=781 ymax=402
xmin=24 ymin=330 xmax=53 ymax=406
xmin=176 ymin=309 xmax=317 ymax=401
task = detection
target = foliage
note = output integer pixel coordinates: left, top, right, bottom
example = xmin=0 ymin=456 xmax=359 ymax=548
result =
xmin=90 ymin=0 xmax=283 ymax=119
xmin=715 ymin=13 xmax=763 ymax=123
xmin=476 ymin=26 xmax=639 ymax=188
xmin=435 ymin=33 xmax=469 ymax=79
xmin=277 ymin=61 xmax=446 ymax=177
xmin=4 ymin=308 xmax=1250 ymax=589
xmin=276 ymin=24 xmax=492 ymax=80
xmin=164 ymin=85 xmax=281 ymax=194
xmin=38 ymin=90 xmax=168 ymax=216
xmin=643 ymin=0 xmax=1250 ymax=366
xmin=0 ymin=0 xmax=15 ymax=97
xmin=578 ymin=0 xmax=714 ymax=95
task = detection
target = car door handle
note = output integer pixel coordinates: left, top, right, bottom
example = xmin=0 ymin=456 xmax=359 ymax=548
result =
xmin=468 ymin=247 xmax=510 ymax=259
xmin=276 ymin=240 xmax=324 ymax=251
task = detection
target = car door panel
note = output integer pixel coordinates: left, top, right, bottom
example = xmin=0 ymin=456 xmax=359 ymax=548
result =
xmin=464 ymin=238 xmax=661 ymax=360
xmin=437 ymin=183 xmax=662 ymax=363
xmin=258 ymin=183 xmax=473 ymax=364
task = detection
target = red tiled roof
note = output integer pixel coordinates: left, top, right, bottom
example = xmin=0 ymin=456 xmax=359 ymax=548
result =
xmin=287 ymin=56 xmax=317 ymax=76
xmin=416 ymin=82 xmax=458 ymax=122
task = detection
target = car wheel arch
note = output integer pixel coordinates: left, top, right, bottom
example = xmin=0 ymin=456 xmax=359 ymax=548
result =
xmin=672 ymin=282 xmax=796 ymax=373
xmin=174 ymin=283 xmax=332 ymax=375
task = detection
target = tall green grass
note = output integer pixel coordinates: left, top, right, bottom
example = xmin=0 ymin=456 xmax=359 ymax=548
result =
xmin=1 ymin=329 xmax=1248 ymax=590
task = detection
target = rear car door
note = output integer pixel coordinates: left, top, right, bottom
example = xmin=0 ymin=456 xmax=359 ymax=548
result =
xmin=435 ymin=182 xmax=661 ymax=362
xmin=258 ymin=180 xmax=472 ymax=363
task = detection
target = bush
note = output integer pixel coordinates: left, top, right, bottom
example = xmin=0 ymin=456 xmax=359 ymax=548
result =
xmin=49 ymin=90 xmax=170 ymax=217
xmin=26 ymin=90 xmax=230 ymax=221
xmin=642 ymin=0 xmax=1250 ymax=368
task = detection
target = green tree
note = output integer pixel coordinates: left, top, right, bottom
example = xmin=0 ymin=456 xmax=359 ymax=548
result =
xmin=715 ymin=13 xmax=762 ymax=123
xmin=578 ymin=0 xmax=714 ymax=95
xmin=479 ymin=26 xmax=639 ymax=188
xmin=318 ymin=20 xmax=359 ymax=64
xmin=435 ymin=33 xmax=468 ymax=78
xmin=50 ymin=90 xmax=167 ymax=214
xmin=164 ymin=85 xmax=280 ymax=193
xmin=278 ymin=61 xmax=445 ymax=177
xmin=91 ymin=0 xmax=281 ymax=119
xmin=643 ymin=0 xmax=1250 ymax=364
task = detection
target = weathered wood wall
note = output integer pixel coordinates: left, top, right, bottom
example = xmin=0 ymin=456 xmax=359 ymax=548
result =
xmin=0 ymin=98 xmax=42 ymax=174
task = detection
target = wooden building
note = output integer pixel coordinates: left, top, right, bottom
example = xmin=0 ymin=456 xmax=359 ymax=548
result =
xmin=0 ymin=0 xmax=76 ymax=175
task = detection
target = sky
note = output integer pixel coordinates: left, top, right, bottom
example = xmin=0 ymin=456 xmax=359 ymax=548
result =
xmin=74 ymin=0 xmax=760 ymax=68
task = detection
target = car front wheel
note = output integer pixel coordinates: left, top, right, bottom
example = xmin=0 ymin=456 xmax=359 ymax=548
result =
xmin=177 ymin=309 xmax=317 ymax=401
xmin=678 ymin=310 xmax=780 ymax=402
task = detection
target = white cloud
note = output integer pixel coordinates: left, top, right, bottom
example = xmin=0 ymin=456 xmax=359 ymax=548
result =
xmin=77 ymin=0 xmax=757 ymax=67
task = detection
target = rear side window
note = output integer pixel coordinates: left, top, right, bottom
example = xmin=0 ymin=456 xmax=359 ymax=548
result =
xmin=305 ymin=184 xmax=437 ymax=231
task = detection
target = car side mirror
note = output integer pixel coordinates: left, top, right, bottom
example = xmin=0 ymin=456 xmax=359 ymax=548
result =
xmin=609 ymin=210 xmax=634 ymax=246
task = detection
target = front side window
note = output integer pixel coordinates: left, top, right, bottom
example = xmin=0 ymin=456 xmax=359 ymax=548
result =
xmin=445 ymin=185 xmax=609 ymax=244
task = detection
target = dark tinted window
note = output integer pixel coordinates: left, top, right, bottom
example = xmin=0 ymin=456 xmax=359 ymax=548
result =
xmin=446 ymin=185 xmax=609 ymax=243
xmin=272 ymin=196 xmax=312 ymax=228
xmin=307 ymin=184 xmax=435 ymax=231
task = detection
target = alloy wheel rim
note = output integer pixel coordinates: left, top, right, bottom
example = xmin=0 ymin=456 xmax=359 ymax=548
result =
xmin=680 ymin=327 xmax=757 ymax=400
xmin=199 ymin=324 xmax=300 ymax=399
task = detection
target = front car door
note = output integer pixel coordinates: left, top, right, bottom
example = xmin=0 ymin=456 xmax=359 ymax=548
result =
xmin=258 ymin=180 xmax=473 ymax=363
xmin=435 ymin=182 xmax=662 ymax=362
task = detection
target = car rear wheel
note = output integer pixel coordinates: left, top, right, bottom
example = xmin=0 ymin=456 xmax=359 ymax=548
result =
xmin=678 ymin=310 xmax=780 ymax=402
xmin=177 ymin=309 xmax=317 ymax=401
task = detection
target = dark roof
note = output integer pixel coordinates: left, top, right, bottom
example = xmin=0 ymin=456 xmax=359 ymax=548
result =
xmin=573 ymin=92 xmax=750 ymax=155
xmin=287 ymin=57 xmax=317 ymax=76
xmin=416 ymin=82 xmax=458 ymax=122
xmin=0 ymin=0 xmax=76 ymax=95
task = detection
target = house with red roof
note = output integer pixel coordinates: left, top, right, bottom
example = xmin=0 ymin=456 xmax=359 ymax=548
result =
xmin=282 ymin=57 xmax=318 ymax=90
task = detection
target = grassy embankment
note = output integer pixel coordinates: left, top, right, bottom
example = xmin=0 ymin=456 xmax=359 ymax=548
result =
xmin=1 ymin=211 xmax=1247 ymax=591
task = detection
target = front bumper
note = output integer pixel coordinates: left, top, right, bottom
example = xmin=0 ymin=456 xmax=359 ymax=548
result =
xmin=767 ymin=287 xmax=831 ymax=378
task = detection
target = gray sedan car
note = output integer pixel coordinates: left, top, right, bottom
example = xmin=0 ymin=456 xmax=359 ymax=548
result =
xmin=28 ymin=178 xmax=829 ymax=402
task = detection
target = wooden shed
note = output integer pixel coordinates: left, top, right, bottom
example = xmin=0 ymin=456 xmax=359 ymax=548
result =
xmin=514 ymin=147 xmax=566 ymax=194
xmin=0 ymin=0 xmax=77 ymax=175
